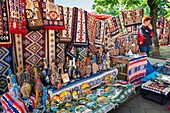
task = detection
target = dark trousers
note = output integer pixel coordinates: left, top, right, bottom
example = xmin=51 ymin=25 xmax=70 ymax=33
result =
xmin=139 ymin=45 xmax=150 ymax=56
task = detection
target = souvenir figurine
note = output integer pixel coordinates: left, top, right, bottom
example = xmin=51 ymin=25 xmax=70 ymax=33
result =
xmin=11 ymin=73 xmax=20 ymax=98
xmin=22 ymin=65 xmax=31 ymax=82
xmin=72 ymin=57 xmax=78 ymax=80
xmin=34 ymin=67 xmax=43 ymax=108
xmin=77 ymin=56 xmax=86 ymax=78
xmin=42 ymin=58 xmax=50 ymax=85
xmin=7 ymin=69 xmax=13 ymax=90
xmin=81 ymin=83 xmax=91 ymax=96
xmin=92 ymin=54 xmax=99 ymax=74
xmin=51 ymin=60 xmax=62 ymax=90
xmin=16 ymin=67 xmax=22 ymax=85
xmin=84 ymin=57 xmax=92 ymax=77
xmin=68 ymin=59 xmax=73 ymax=81
xmin=42 ymin=87 xmax=50 ymax=111
xmin=102 ymin=53 xmax=107 ymax=71
xmin=20 ymin=81 xmax=31 ymax=98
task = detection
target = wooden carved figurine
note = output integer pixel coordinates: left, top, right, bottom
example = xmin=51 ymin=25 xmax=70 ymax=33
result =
xmin=7 ymin=69 xmax=13 ymax=90
xmin=11 ymin=74 xmax=20 ymax=98
xmin=77 ymin=56 xmax=86 ymax=78
xmin=16 ymin=67 xmax=22 ymax=85
xmin=20 ymin=81 xmax=31 ymax=98
xmin=22 ymin=65 xmax=31 ymax=82
xmin=51 ymin=60 xmax=62 ymax=90
xmin=42 ymin=87 xmax=50 ymax=111
xmin=42 ymin=58 xmax=50 ymax=85
xmin=84 ymin=57 xmax=92 ymax=77
xmin=34 ymin=67 xmax=43 ymax=108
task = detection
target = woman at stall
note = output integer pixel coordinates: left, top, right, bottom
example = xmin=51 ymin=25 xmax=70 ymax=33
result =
xmin=138 ymin=16 xmax=154 ymax=56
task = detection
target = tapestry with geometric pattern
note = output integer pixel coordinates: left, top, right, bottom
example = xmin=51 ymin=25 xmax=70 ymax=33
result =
xmin=73 ymin=7 xmax=89 ymax=46
xmin=14 ymin=30 xmax=46 ymax=72
xmin=0 ymin=1 xmax=12 ymax=46
xmin=26 ymin=0 xmax=44 ymax=30
xmin=60 ymin=7 xmax=74 ymax=42
xmin=122 ymin=9 xmax=144 ymax=27
xmin=46 ymin=30 xmax=66 ymax=68
xmin=0 ymin=47 xmax=13 ymax=95
xmin=8 ymin=0 xmax=27 ymax=34
xmin=41 ymin=0 xmax=65 ymax=30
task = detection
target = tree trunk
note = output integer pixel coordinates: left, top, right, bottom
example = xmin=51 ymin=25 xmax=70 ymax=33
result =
xmin=147 ymin=0 xmax=160 ymax=56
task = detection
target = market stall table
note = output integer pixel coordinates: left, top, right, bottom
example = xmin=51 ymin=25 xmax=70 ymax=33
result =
xmin=110 ymin=53 xmax=147 ymax=86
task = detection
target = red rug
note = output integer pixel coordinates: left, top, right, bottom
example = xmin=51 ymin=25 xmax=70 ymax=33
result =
xmin=73 ymin=7 xmax=89 ymax=46
xmin=41 ymin=0 xmax=65 ymax=30
xmin=8 ymin=0 xmax=27 ymax=34
xmin=0 ymin=1 xmax=12 ymax=47
xmin=26 ymin=0 xmax=44 ymax=30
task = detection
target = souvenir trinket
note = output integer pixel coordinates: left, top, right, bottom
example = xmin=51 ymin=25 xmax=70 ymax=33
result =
xmin=42 ymin=87 xmax=50 ymax=110
xmin=72 ymin=91 xmax=79 ymax=100
xmin=60 ymin=91 xmax=72 ymax=103
xmin=16 ymin=67 xmax=22 ymax=85
xmin=11 ymin=73 xmax=20 ymax=98
xmin=96 ymin=96 xmax=110 ymax=105
xmin=86 ymin=93 xmax=98 ymax=101
xmin=84 ymin=57 xmax=92 ymax=77
xmin=77 ymin=56 xmax=86 ymax=78
xmin=75 ymin=105 xmax=92 ymax=113
xmin=72 ymin=57 xmax=79 ymax=80
xmin=77 ymin=97 xmax=90 ymax=105
xmin=96 ymin=88 xmax=104 ymax=96
xmin=7 ymin=69 xmax=13 ymax=90
xmin=81 ymin=83 xmax=91 ymax=95
xmin=34 ymin=67 xmax=43 ymax=108
xmin=20 ymin=82 xmax=31 ymax=98
xmin=42 ymin=58 xmax=50 ymax=85
xmin=85 ymin=101 xmax=98 ymax=110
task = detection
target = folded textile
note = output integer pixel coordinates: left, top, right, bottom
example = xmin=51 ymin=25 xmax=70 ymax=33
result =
xmin=26 ymin=0 xmax=44 ymax=30
xmin=8 ymin=0 xmax=27 ymax=34
xmin=0 ymin=1 xmax=12 ymax=47
xmin=41 ymin=0 xmax=65 ymax=30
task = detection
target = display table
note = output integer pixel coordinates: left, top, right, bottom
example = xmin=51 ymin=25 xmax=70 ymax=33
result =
xmin=141 ymin=80 xmax=170 ymax=105
xmin=110 ymin=53 xmax=147 ymax=86
xmin=51 ymin=68 xmax=118 ymax=96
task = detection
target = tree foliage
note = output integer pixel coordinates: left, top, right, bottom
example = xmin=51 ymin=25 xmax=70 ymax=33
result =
xmin=92 ymin=0 xmax=170 ymax=20
xmin=92 ymin=0 xmax=170 ymax=56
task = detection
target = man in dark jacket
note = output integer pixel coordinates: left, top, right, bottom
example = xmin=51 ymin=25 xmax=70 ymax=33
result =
xmin=138 ymin=16 xmax=154 ymax=56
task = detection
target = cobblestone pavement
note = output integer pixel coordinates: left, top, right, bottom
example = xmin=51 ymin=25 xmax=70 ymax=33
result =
xmin=109 ymin=94 xmax=170 ymax=113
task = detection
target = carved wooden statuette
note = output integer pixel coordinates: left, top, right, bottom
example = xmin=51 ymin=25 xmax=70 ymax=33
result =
xmin=7 ymin=69 xmax=13 ymax=90
xmin=16 ymin=67 xmax=22 ymax=86
xmin=77 ymin=56 xmax=86 ymax=78
xmin=42 ymin=87 xmax=50 ymax=111
xmin=20 ymin=81 xmax=31 ymax=99
xmin=34 ymin=67 xmax=43 ymax=108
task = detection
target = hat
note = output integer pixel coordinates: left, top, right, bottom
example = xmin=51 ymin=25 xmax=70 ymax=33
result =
xmin=142 ymin=16 xmax=152 ymax=23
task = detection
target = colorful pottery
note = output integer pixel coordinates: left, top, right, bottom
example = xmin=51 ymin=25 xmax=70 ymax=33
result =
xmin=20 ymin=82 xmax=31 ymax=98
xmin=72 ymin=91 xmax=79 ymax=100
xmin=60 ymin=91 xmax=72 ymax=103
xmin=75 ymin=105 xmax=92 ymax=113
xmin=96 ymin=96 xmax=110 ymax=105
xmin=85 ymin=101 xmax=98 ymax=110
xmin=81 ymin=83 xmax=91 ymax=95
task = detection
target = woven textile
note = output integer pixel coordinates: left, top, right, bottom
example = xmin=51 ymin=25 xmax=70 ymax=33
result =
xmin=60 ymin=7 xmax=73 ymax=42
xmin=46 ymin=30 xmax=66 ymax=68
xmin=0 ymin=47 xmax=13 ymax=76
xmin=14 ymin=30 xmax=46 ymax=71
xmin=41 ymin=0 xmax=65 ymax=30
xmin=8 ymin=0 xmax=27 ymax=34
xmin=105 ymin=17 xmax=119 ymax=36
xmin=0 ymin=1 xmax=12 ymax=46
xmin=116 ymin=14 xmax=128 ymax=35
xmin=0 ymin=75 xmax=8 ymax=95
xmin=158 ymin=17 xmax=170 ymax=46
xmin=1 ymin=92 xmax=28 ymax=113
xmin=76 ymin=47 xmax=87 ymax=62
xmin=73 ymin=7 xmax=88 ymax=46
xmin=26 ymin=0 xmax=44 ymax=30
xmin=95 ymin=20 xmax=105 ymax=46
xmin=141 ymin=80 xmax=170 ymax=96
xmin=122 ymin=9 xmax=144 ymax=27
xmin=128 ymin=56 xmax=147 ymax=86
xmin=87 ymin=13 xmax=98 ymax=44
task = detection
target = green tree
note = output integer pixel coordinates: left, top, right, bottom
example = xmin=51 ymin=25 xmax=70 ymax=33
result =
xmin=93 ymin=0 xmax=170 ymax=56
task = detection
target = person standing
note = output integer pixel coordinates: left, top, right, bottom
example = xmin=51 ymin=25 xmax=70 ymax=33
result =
xmin=138 ymin=16 xmax=154 ymax=56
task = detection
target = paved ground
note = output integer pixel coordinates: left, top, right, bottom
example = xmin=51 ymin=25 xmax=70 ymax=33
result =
xmin=109 ymin=94 xmax=170 ymax=113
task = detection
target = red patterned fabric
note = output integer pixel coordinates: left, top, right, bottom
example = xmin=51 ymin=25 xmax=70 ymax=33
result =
xmin=1 ymin=92 xmax=28 ymax=113
xmin=41 ymin=0 xmax=65 ymax=30
xmin=73 ymin=7 xmax=89 ymax=46
xmin=26 ymin=0 xmax=44 ymax=30
xmin=8 ymin=0 xmax=27 ymax=34
xmin=0 ymin=0 xmax=12 ymax=47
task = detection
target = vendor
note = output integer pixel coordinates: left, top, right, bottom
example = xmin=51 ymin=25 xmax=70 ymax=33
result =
xmin=138 ymin=16 xmax=154 ymax=56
